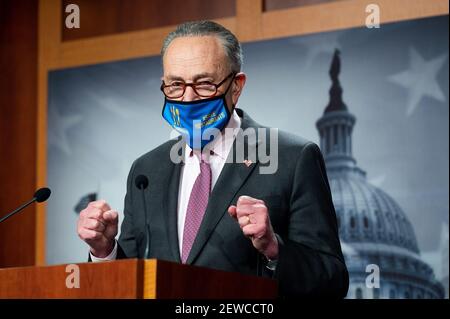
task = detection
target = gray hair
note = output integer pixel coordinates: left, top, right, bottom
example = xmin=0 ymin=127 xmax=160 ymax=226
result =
xmin=161 ymin=20 xmax=243 ymax=73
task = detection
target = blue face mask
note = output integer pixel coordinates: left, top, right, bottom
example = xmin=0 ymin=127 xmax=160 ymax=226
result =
xmin=162 ymin=85 xmax=233 ymax=150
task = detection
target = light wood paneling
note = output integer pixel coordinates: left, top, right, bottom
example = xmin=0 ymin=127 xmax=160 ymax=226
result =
xmin=261 ymin=0 xmax=449 ymax=40
xmin=36 ymin=0 xmax=62 ymax=266
xmin=53 ymin=18 xmax=235 ymax=69
xmin=62 ymin=0 xmax=236 ymax=41
xmin=264 ymin=0 xmax=341 ymax=11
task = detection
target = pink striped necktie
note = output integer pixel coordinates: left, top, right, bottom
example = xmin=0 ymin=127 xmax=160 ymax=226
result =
xmin=181 ymin=155 xmax=211 ymax=263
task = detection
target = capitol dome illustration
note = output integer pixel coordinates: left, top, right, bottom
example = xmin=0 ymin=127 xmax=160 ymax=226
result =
xmin=316 ymin=50 xmax=445 ymax=299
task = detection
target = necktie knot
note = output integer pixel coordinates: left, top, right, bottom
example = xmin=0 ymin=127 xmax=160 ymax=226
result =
xmin=190 ymin=149 xmax=215 ymax=164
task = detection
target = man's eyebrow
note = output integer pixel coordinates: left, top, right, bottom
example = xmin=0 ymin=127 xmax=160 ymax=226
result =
xmin=165 ymin=75 xmax=184 ymax=82
xmin=192 ymin=73 xmax=215 ymax=82
xmin=166 ymin=73 xmax=216 ymax=82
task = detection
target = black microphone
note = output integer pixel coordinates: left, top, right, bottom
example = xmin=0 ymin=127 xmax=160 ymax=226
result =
xmin=135 ymin=175 xmax=151 ymax=259
xmin=0 ymin=187 xmax=51 ymax=224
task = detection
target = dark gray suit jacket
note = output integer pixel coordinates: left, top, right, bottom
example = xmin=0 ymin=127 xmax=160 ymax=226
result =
xmin=116 ymin=108 xmax=349 ymax=298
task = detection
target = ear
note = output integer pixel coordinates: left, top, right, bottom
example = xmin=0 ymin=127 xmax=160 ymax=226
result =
xmin=231 ymin=72 xmax=247 ymax=105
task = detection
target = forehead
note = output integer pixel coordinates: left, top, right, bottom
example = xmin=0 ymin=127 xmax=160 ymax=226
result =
xmin=162 ymin=35 xmax=228 ymax=79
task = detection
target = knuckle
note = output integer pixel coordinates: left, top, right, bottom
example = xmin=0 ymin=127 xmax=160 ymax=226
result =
xmin=89 ymin=208 xmax=101 ymax=219
xmin=89 ymin=200 xmax=106 ymax=210
xmin=79 ymin=230 xmax=89 ymax=240
xmin=256 ymin=203 xmax=266 ymax=210
xmin=87 ymin=231 xmax=97 ymax=240
xmin=109 ymin=211 xmax=118 ymax=220
xmin=99 ymin=200 xmax=110 ymax=210
xmin=261 ymin=213 xmax=268 ymax=222
xmin=237 ymin=206 xmax=250 ymax=216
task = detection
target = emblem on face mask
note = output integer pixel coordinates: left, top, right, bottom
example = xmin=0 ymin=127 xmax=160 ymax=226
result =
xmin=170 ymin=106 xmax=181 ymax=126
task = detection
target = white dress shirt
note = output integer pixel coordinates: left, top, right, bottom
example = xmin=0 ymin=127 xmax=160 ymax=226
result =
xmin=90 ymin=110 xmax=241 ymax=262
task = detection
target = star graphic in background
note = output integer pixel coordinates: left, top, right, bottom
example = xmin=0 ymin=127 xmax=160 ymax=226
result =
xmin=48 ymin=105 xmax=82 ymax=155
xmin=388 ymin=47 xmax=448 ymax=116
xmin=290 ymin=31 xmax=343 ymax=69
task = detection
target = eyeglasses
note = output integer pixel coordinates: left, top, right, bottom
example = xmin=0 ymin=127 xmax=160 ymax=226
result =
xmin=160 ymin=73 xmax=235 ymax=99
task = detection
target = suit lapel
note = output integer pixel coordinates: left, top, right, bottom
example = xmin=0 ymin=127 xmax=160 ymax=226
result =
xmin=186 ymin=112 xmax=261 ymax=264
xmin=161 ymin=141 xmax=183 ymax=263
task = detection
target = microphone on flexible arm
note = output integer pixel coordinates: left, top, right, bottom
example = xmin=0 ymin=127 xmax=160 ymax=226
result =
xmin=135 ymin=175 xmax=151 ymax=259
xmin=0 ymin=187 xmax=51 ymax=224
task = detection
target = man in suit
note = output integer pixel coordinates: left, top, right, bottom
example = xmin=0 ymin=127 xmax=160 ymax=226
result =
xmin=77 ymin=20 xmax=349 ymax=298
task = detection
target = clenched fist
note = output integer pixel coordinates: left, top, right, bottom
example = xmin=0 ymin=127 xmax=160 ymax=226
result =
xmin=228 ymin=195 xmax=279 ymax=260
xmin=77 ymin=200 xmax=118 ymax=258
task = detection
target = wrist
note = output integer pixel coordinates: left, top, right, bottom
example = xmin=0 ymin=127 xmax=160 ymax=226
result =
xmin=91 ymin=240 xmax=114 ymax=258
xmin=264 ymin=234 xmax=279 ymax=260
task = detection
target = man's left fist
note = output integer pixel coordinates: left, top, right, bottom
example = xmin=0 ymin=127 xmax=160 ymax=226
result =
xmin=228 ymin=195 xmax=279 ymax=260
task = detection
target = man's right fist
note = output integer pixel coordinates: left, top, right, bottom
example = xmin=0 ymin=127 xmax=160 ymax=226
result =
xmin=77 ymin=200 xmax=118 ymax=258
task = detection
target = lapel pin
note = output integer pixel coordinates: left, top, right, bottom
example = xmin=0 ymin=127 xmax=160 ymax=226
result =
xmin=243 ymin=159 xmax=252 ymax=167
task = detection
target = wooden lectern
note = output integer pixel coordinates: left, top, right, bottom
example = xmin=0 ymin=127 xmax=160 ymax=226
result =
xmin=0 ymin=259 xmax=278 ymax=298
